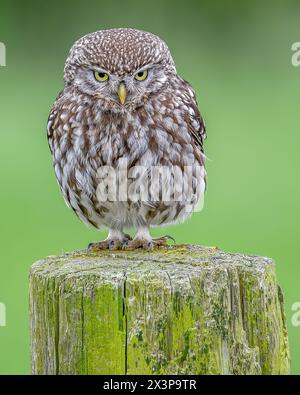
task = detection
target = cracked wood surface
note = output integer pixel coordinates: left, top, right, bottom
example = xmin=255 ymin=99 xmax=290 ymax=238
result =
xmin=29 ymin=245 xmax=290 ymax=375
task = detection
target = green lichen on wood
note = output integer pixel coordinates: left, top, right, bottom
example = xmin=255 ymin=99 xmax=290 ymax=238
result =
xmin=29 ymin=245 xmax=290 ymax=375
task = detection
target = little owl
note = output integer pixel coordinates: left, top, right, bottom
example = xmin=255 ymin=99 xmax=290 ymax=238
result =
xmin=47 ymin=28 xmax=206 ymax=250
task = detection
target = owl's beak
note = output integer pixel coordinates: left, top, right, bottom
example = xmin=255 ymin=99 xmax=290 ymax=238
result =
xmin=117 ymin=82 xmax=127 ymax=105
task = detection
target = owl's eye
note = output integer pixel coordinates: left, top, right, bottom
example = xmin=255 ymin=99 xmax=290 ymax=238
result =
xmin=135 ymin=69 xmax=148 ymax=81
xmin=94 ymin=71 xmax=109 ymax=82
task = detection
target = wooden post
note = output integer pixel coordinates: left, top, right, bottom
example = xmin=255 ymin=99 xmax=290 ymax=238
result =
xmin=29 ymin=245 xmax=290 ymax=375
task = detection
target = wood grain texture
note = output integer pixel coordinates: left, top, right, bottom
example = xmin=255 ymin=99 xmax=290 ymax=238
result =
xmin=29 ymin=245 xmax=290 ymax=375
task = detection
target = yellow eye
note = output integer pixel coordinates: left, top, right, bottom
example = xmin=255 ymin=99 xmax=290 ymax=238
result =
xmin=135 ymin=69 xmax=148 ymax=81
xmin=94 ymin=71 xmax=109 ymax=82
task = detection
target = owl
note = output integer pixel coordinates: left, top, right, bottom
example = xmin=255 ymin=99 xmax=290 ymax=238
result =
xmin=47 ymin=28 xmax=206 ymax=250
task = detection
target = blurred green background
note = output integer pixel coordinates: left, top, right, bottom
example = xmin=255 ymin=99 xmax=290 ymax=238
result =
xmin=0 ymin=0 xmax=299 ymax=374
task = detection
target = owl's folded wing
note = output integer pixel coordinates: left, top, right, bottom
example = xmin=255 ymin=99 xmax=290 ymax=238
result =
xmin=180 ymin=80 xmax=206 ymax=153
xmin=47 ymin=91 xmax=64 ymax=154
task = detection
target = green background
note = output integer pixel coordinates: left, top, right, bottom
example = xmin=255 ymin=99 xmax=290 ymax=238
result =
xmin=0 ymin=0 xmax=299 ymax=374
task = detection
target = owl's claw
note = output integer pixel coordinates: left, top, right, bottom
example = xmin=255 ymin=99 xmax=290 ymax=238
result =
xmin=122 ymin=235 xmax=175 ymax=251
xmin=153 ymin=235 xmax=176 ymax=246
xmin=88 ymin=234 xmax=132 ymax=251
xmin=87 ymin=240 xmax=116 ymax=251
xmin=123 ymin=234 xmax=132 ymax=243
xmin=122 ymin=238 xmax=151 ymax=251
xmin=88 ymin=234 xmax=175 ymax=251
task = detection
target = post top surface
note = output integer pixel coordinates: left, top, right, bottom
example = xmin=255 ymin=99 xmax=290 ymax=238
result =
xmin=30 ymin=245 xmax=274 ymax=283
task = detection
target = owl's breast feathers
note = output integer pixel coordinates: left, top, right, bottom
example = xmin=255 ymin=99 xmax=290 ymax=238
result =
xmin=48 ymin=78 xmax=205 ymax=164
xmin=47 ymin=80 xmax=206 ymax=228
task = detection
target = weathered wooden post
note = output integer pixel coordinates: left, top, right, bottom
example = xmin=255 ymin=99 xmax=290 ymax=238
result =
xmin=29 ymin=245 xmax=290 ymax=375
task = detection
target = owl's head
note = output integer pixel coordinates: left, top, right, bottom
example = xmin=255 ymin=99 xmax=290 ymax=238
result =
xmin=64 ymin=28 xmax=176 ymax=110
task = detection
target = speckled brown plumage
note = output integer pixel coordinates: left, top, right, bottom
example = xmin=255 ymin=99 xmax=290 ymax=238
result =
xmin=47 ymin=28 xmax=207 ymax=249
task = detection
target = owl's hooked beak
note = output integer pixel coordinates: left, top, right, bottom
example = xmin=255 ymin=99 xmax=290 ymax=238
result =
xmin=117 ymin=82 xmax=127 ymax=105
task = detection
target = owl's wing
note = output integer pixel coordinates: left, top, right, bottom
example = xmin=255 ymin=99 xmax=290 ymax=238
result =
xmin=180 ymin=80 xmax=206 ymax=152
xmin=47 ymin=91 xmax=64 ymax=154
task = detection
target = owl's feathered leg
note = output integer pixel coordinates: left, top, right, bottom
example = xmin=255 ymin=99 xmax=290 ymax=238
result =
xmin=123 ymin=227 xmax=175 ymax=250
xmin=88 ymin=229 xmax=132 ymax=251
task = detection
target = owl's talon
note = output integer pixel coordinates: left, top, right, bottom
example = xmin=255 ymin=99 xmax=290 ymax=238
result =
xmin=152 ymin=235 xmax=176 ymax=247
xmin=122 ymin=238 xmax=151 ymax=251
xmin=147 ymin=242 xmax=155 ymax=251
xmin=165 ymin=235 xmax=176 ymax=243
xmin=108 ymin=240 xmax=116 ymax=250
xmin=122 ymin=235 xmax=174 ymax=251
xmin=123 ymin=234 xmax=132 ymax=241
xmin=88 ymin=236 xmax=130 ymax=251
xmin=88 ymin=241 xmax=111 ymax=251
